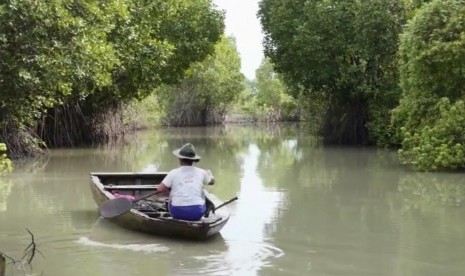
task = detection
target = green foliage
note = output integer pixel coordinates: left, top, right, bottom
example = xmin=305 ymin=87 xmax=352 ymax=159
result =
xmin=0 ymin=143 xmax=13 ymax=175
xmin=393 ymin=0 xmax=465 ymax=171
xmin=129 ymin=95 xmax=165 ymax=128
xmin=0 ymin=0 xmax=121 ymax=126
xmin=398 ymin=99 xmax=465 ymax=171
xmin=189 ymin=35 xmax=244 ymax=113
xmin=258 ymin=0 xmax=405 ymax=144
xmin=158 ymin=36 xmax=244 ymax=126
xmin=398 ymin=0 xmax=465 ymax=102
xmin=254 ymin=58 xmax=297 ymax=120
xmin=402 ymin=0 xmax=432 ymax=18
xmin=232 ymin=79 xmax=258 ymax=115
xmin=259 ymin=0 xmax=404 ymax=95
xmin=101 ymin=0 xmax=225 ymax=102
xmin=0 ymin=0 xmax=224 ymax=154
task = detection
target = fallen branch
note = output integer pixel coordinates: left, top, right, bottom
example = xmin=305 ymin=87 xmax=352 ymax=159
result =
xmin=0 ymin=228 xmax=44 ymax=276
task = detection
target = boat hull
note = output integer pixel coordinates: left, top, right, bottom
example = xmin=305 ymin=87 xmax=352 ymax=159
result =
xmin=90 ymin=172 xmax=230 ymax=240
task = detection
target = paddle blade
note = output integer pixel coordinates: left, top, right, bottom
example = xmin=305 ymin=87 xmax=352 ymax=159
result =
xmin=99 ymin=197 xmax=133 ymax=218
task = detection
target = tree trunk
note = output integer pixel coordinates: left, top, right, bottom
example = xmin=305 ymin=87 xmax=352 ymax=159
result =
xmin=322 ymin=96 xmax=370 ymax=145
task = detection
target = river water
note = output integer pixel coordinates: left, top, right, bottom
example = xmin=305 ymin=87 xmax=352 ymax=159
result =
xmin=1 ymin=124 xmax=465 ymax=276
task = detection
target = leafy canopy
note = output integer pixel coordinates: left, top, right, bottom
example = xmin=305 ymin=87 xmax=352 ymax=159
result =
xmin=258 ymin=0 xmax=404 ymax=144
xmin=393 ymin=0 xmax=465 ymax=171
xmin=0 ymin=0 xmax=224 ymax=126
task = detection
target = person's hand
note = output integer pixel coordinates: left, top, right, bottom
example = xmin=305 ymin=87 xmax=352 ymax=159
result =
xmin=206 ymin=169 xmax=215 ymax=185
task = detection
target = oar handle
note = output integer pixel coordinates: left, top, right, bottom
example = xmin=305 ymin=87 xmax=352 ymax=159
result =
xmin=213 ymin=196 xmax=238 ymax=212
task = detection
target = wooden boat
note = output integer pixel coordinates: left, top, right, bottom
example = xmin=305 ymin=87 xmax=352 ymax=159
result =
xmin=89 ymin=172 xmax=232 ymax=240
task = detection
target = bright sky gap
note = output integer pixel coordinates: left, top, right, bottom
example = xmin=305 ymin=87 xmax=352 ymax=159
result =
xmin=213 ymin=0 xmax=264 ymax=80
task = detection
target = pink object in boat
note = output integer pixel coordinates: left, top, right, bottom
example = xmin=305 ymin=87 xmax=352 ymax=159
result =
xmin=112 ymin=192 xmax=135 ymax=200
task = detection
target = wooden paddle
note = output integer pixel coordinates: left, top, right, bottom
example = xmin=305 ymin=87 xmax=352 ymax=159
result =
xmin=212 ymin=196 xmax=238 ymax=212
xmin=99 ymin=190 xmax=162 ymax=219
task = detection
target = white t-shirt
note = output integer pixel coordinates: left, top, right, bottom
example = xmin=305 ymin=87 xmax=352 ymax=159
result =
xmin=162 ymin=166 xmax=212 ymax=206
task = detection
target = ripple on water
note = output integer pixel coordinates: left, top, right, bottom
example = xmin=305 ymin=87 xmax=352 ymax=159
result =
xmin=75 ymin=237 xmax=170 ymax=254
xmin=173 ymin=240 xmax=284 ymax=276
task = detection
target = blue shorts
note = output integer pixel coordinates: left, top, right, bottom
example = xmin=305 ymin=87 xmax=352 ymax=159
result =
xmin=168 ymin=204 xmax=206 ymax=221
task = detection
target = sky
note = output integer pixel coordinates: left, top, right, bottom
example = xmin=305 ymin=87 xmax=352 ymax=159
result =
xmin=213 ymin=0 xmax=264 ymax=80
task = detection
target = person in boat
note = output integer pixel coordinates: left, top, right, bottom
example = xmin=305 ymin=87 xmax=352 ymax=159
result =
xmin=155 ymin=143 xmax=215 ymax=221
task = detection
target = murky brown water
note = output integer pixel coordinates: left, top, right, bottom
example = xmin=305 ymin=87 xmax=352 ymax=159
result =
xmin=1 ymin=124 xmax=465 ymax=276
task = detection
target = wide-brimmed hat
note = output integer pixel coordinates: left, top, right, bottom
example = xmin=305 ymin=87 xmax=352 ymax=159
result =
xmin=172 ymin=143 xmax=201 ymax=161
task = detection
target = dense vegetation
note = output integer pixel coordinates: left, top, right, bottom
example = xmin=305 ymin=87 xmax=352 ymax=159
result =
xmin=258 ymin=0 xmax=405 ymax=145
xmin=393 ymin=0 xmax=465 ymax=171
xmin=156 ymin=36 xmax=245 ymax=126
xmin=229 ymin=58 xmax=298 ymax=122
xmin=1 ymin=0 xmax=464 ymax=172
xmin=0 ymin=0 xmax=224 ymax=157
xmin=253 ymin=58 xmax=297 ymax=121
xmin=258 ymin=0 xmax=465 ymax=171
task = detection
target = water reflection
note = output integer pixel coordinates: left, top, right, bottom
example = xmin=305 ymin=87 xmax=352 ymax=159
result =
xmin=398 ymin=172 xmax=465 ymax=210
xmin=75 ymin=143 xmax=285 ymax=276
xmin=0 ymin=179 xmax=12 ymax=212
xmin=219 ymin=144 xmax=285 ymax=275
xmin=1 ymin=124 xmax=465 ymax=275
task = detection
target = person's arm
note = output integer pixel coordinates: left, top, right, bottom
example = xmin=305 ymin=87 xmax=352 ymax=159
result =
xmin=158 ymin=171 xmax=173 ymax=192
xmin=206 ymin=169 xmax=215 ymax=185
xmin=156 ymin=183 xmax=170 ymax=193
